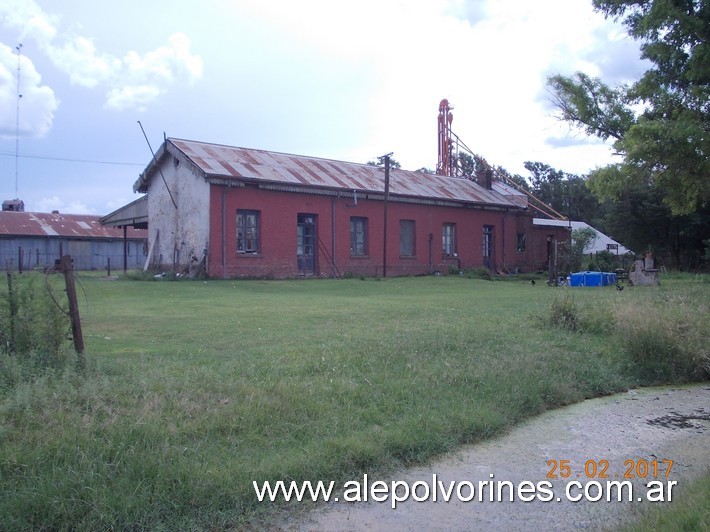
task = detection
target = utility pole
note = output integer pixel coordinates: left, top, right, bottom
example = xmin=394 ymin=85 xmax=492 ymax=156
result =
xmin=381 ymin=153 xmax=392 ymax=278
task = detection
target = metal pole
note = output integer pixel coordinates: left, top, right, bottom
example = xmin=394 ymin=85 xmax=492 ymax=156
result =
xmin=137 ymin=121 xmax=178 ymax=209
xmin=123 ymin=225 xmax=128 ymax=272
xmin=382 ymin=153 xmax=392 ymax=278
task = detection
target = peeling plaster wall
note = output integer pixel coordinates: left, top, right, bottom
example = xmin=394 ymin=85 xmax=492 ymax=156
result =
xmin=147 ymin=155 xmax=210 ymax=272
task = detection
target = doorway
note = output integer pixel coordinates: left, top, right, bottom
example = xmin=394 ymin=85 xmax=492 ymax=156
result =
xmin=297 ymin=214 xmax=317 ymax=276
xmin=483 ymin=225 xmax=494 ymax=270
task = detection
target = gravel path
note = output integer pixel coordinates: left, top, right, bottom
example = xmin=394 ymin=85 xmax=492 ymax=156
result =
xmin=289 ymin=384 xmax=709 ymax=531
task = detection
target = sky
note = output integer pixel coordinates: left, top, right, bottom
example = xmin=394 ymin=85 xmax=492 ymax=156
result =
xmin=0 ymin=0 xmax=648 ymax=215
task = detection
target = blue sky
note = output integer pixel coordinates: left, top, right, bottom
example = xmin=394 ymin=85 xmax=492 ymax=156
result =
xmin=0 ymin=0 xmax=647 ymax=215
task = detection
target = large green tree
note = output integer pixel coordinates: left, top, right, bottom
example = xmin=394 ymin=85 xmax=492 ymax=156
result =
xmin=548 ymin=0 xmax=709 ymax=215
xmin=603 ymin=184 xmax=710 ymax=269
xmin=524 ymin=162 xmax=605 ymax=225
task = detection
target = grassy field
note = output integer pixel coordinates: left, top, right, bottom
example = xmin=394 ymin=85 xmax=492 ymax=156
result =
xmin=1 ymin=273 xmax=708 ymax=529
xmin=622 ymin=471 xmax=710 ymax=531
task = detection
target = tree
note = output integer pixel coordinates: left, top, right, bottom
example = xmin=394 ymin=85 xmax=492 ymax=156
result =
xmin=524 ymin=162 xmax=605 ymax=226
xmin=367 ymin=158 xmax=401 ymax=169
xmin=560 ymin=226 xmax=598 ymax=273
xmin=603 ymin=184 xmax=710 ymax=269
xmin=547 ymin=0 xmax=710 ymax=215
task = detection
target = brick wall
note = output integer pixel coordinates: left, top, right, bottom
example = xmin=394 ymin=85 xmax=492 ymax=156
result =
xmin=206 ymin=184 xmax=567 ymax=279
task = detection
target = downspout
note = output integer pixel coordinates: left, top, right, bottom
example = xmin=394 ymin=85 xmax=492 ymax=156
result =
xmin=331 ymin=196 xmax=337 ymax=278
xmin=123 ymin=225 xmax=128 ymax=272
xmin=222 ymin=186 xmax=227 ymax=279
xmin=428 ymin=233 xmax=433 ymax=274
xmin=382 ymin=153 xmax=392 ymax=278
xmin=502 ymin=211 xmax=506 ymax=272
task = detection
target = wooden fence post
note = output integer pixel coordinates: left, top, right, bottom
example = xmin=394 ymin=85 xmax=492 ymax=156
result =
xmin=60 ymin=255 xmax=85 ymax=370
xmin=6 ymin=272 xmax=17 ymax=354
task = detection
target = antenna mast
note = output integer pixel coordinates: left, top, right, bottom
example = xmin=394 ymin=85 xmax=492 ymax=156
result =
xmin=14 ymin=43 xmax=23 ymax=198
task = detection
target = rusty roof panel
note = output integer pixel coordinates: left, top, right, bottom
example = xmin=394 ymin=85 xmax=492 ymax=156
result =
xmin=158 ymin=138 xmax=525 ymax=208
xmin=0 ymin=211 xmax=148 ymax=239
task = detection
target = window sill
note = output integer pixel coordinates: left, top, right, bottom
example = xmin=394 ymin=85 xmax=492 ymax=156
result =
xmin=350 ymin=254 xmax=370 ymax=259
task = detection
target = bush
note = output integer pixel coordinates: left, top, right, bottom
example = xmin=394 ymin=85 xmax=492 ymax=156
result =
xmin=464 ymin=267 xmax=493 ymax=281
xmin=0 ymin=274 xmax=73 ymax=390
xmin=547 ymin=294 xmax=579 ymax=331
xmin=595 ymin=250 xmax=617 ymax=272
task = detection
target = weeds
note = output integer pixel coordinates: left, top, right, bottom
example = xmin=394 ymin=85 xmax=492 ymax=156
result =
xmin=615 ymin=293 xmax=709 ymax=383
xmin=622 ymin=472 xmax=710 ymax=531
xmin=547 ymin=294 xmax=579 ymax=331
xmin=0 ymin=274 xmax=74 ymax=391
xmin=463 ymin=267 xmax=494 ymax=281
xmin=544 ymin=285 xmax=709 ymax=384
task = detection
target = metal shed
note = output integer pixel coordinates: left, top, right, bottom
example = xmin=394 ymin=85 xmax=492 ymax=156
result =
xmin=0 ymin=209 xmax=148 ymax=272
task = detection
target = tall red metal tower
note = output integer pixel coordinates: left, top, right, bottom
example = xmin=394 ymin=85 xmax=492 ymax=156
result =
xmin=435 ymin=98 xmax=567 ymax=221
xmin=436 ymin=99 xmax=454 ymax=176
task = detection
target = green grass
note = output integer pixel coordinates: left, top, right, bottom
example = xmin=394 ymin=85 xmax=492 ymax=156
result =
xmin=0 ymin=273 xmax=708 ymax=529
xmin=622 ymin=472 xmax=710 ymax=531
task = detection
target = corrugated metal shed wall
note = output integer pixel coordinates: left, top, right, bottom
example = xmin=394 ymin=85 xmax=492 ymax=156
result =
xmin=0 ymin=211 xmax=148 ymax=271
xmin=0 ymin=237 xmax=146 ymax=271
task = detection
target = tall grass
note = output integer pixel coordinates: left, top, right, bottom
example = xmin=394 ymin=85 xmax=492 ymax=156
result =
xmin=0 ymin=274 xmax=707 ymax=529
xmin=546 ymin=281 xmax=709 ymax=383
xmin=621 ymin=472 xmax=710 ymax=531
xmin=0 ymin=274 xmax=74 ymax=390
xmin=615 ymin=291 xmax=709 ymax=382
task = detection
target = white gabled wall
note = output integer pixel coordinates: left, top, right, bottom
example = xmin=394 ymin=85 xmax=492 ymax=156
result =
xmin=146 ymin=153 xmax=210 ymax=272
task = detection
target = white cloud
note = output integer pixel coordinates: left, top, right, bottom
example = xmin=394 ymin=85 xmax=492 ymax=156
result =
xmin=36 ymin=195 xmax=93 ymax=214
xmin=45 ymin=35 xmax=120 ymax=88
xmin=106 ymin=32 xmax=202 ymax=111
xmin=0 ymin=43 xmax=58 ymax=138
xmin=0 ymin=0 xmax=57 ymax=44
xmin=221 ymin=0 xmax=646 ymax=177
xmin=106 ymin=84 xmax=163 ymax=112
xmin=0 ymin=0 xmax=203 ymax=113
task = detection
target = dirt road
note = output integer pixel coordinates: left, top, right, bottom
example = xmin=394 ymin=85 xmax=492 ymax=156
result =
xmin=290 ymin=384 xmax=709 ymax=531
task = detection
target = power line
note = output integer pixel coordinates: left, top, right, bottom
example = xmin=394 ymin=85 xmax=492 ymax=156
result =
xmin=0 ymin=150 xmax=143 ymax=166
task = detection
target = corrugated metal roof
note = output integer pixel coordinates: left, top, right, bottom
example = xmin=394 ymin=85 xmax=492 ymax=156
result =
xmin=135 ymin=138 xmax=529 ymax=209
xmin=0 ymin=211 xmax=148 ymax=239
xmin=99 ymin=195 xmax=148 ymax=228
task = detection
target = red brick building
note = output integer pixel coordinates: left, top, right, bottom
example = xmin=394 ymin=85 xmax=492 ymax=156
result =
xmin=133 ymin=138 xmax=568 ymax=278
